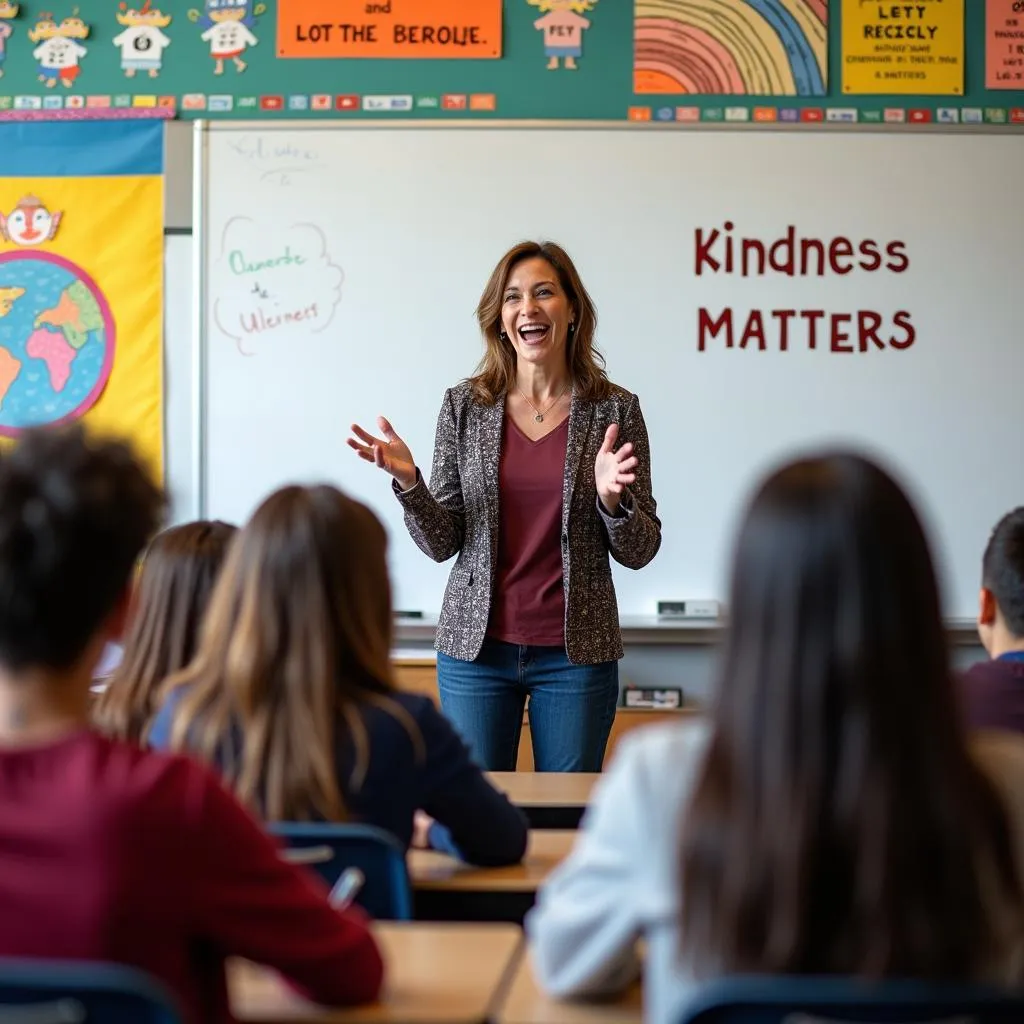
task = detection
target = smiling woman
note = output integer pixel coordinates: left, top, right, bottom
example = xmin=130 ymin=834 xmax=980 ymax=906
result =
xmin=348 ymin=241 xmax=662 ymax=773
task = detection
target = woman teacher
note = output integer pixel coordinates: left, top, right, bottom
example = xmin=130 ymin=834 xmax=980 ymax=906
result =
xmin=348 ymin=241 xmax=661 ymax=772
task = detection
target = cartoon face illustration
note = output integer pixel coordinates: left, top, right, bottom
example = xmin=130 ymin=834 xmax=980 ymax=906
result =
xmin=59 ymin=14 xmax=89 ymax=38
xmin=206 ymin=0 xmax=249 ymax=22
xmin=0 ymin=2 xmax=19 ymax=20
xmin=0 ymin=196 xmax=63 ymax=246
xmin=27 ymin=14 xmax=60 ymax=42
xmin=0 ymin=286 xmax=25 ymax=318
xmin=116 ymin=0 xmax=171 ymax=29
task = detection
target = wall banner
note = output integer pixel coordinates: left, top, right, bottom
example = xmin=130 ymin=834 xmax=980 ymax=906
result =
xmin=0 ymin=120 xmax=163 ymax=479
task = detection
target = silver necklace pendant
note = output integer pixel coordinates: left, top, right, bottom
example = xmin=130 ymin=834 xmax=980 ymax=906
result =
xmin=535 ymin=414 xmax=544 ymax=423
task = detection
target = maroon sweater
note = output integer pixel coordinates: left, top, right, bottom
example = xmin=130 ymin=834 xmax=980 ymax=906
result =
xmin=961 ymin=655 xmax=1024 ymax=736
xmin=489 ymin=416 xmax=569 ymax=647
xmin=0 ymin=729 xmax=383 ymax=1024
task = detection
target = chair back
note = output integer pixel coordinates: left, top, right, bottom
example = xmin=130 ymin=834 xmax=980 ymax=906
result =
xmin=270 ymin=821 xmax=413 ymax=920
xmin=0 ymin=959 xmax=180 ymax=1023
xmin=681 ymin=975 xmax=1024 ymax=1024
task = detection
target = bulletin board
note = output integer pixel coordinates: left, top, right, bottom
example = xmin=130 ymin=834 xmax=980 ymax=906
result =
xmin=0 ymin=1 xmax=1021 ymax=126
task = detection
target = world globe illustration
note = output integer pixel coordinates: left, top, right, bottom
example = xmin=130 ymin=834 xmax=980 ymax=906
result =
xmin=0 ymin=251 xmax=114 ymax=437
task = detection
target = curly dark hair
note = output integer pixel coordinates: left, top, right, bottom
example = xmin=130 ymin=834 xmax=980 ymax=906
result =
xmin=0 ymin=424 xmax=164 ymax=671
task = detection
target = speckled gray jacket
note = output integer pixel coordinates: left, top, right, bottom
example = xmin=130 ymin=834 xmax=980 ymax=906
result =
xmin=393 ymin=380 xmax=661 ymax=665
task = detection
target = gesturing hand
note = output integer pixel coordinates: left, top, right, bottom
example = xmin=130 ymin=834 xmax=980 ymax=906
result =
xmin=347 ymin=417 xmax=417 ymax=491
xmin=594 ymin=423 xmax=638 ymax=515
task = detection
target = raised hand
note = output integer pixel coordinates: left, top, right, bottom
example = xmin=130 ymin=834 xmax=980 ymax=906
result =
xmin=347 ymin=416 xmax=417 ymax=491
xmin=594 ymin=423 xmax=638 ymax=515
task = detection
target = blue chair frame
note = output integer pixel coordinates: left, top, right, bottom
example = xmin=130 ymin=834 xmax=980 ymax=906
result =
xmin=270 ymin=821 xmax=413 ymax=921
xmin=0 ymin=959 xmax=180 ymax=1023
xmin=680 ymin=975 xmax=1024 ymax=1024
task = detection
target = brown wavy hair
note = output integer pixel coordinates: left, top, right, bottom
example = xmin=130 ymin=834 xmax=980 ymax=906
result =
xmin=680 ymin=452 xmax=1024 ymax=980
xmin=93 ymin=520 xmax=236 ymax=743
xmin=155 ymin=485 xmax=419 ymax=822
xmin=468 ymin=240 xmax=610 ymax=404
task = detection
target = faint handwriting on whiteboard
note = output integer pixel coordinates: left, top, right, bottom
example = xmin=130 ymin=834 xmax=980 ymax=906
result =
xmin=211 ymin=216 xmax=344 ymax=356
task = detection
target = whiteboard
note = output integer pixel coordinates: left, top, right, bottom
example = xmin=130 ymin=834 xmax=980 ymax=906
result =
xmin=194 ymin=123 xmax=1024 ymax=619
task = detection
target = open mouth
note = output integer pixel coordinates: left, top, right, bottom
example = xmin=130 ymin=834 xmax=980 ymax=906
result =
xmin=517 ymin=322 xmax=551 ymax=345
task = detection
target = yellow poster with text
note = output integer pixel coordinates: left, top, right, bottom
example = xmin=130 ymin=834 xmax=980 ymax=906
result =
xmin=842 ymin=0 xmax=965 ymax=94
xmin=0 ymin=172 xmax=163 ymax=481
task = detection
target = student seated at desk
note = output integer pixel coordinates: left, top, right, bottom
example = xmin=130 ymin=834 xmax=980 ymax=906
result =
xmin=961 ymin=507 xmax=1024 ymax=734
xmin=527 ymin=452 xmax=1024 ymax=1023
xmin=0 ymin=426 xmax=382 ymax=1024
xmin=148 ymin=483 xmax=528 ymax=866
xmin=93 ymin=519 xmax=237 ymax=743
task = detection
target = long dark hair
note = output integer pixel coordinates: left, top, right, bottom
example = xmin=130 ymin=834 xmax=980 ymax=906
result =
xmin=469 ymin=240 xmax=610 ymax=404
xmin=680 ymin=452 xmax=1024 ymax=979
xmin=94 ymin=520 xmax=236 ymax=743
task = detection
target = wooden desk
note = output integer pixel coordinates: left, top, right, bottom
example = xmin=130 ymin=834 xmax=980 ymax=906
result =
xmin=409 ymin=829 xmax=577 ymax=893
xmin=230 ymin=921 xmax=522 ymax=1024
xmin=487 ymin=772 xmax=599 ymax=829
xmin=487 ymin=772 xmax=598 ymax=808
xmin=497 ymin=949 xmax=642 ymax=1024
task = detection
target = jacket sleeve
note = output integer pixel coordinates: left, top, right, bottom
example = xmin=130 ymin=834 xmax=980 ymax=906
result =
xmin=525 ymin=735 xmax=650 ymax=998
xmin=392 ymin=388 xmax=465 ymax=563
xmin=597 ymin=394 xmax=661 ymax=570
xmin=415 ymin=701 xmax=529 ymax=867
xmin=190 ymin=768 xmax=384 ymax=1007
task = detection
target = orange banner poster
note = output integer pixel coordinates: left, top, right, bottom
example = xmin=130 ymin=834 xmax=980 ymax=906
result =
xmin=986 ymin=0 xmax=1024 ymax=89
xmin=277 ymin=0 xmax=503 ymax=59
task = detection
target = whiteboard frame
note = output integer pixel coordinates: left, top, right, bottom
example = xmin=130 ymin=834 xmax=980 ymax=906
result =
xmin=188 ymin=120 xmax=1017 ymax=635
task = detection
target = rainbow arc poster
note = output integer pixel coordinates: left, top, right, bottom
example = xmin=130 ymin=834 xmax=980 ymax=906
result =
xmin=634 ymin=0 xmax=828 ymax=96
xmin=0 ymin=121 xmax=163 ymax=479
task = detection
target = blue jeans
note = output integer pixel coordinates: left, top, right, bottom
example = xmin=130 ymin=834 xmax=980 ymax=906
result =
xmin=437 ymin=639 xmax=620 ymax=772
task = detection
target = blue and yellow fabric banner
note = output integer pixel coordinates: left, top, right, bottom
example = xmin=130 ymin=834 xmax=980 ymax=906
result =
xmin=0 ymin=120 xmax=163 ymax=480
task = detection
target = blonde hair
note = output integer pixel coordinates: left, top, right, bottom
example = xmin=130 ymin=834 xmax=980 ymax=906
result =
xmin=527 ymin=0 xmax=597 ymax=12
xmin=469 ymin=239 xmax=609 ymax=405
xmin=524 ymin=0 xmax=598 ymax=11
xmin=156 ymin=485 xmax=420 ymax=822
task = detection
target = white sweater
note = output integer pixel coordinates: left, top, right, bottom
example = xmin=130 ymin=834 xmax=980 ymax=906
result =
xmin=526 ymin=719 xmax=1024 ymax=1023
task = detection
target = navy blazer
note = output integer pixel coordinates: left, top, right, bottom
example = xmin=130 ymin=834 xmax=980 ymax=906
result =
xmin=148 ymin=689 xmax=528 ymax=866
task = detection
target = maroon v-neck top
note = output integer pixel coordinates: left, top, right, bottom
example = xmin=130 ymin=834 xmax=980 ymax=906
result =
xmin=487 ymin=415 xmax=569 ymax=647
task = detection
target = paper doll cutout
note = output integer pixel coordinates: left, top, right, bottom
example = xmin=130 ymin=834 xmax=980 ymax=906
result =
xmin=188 ymin=0 xmax=265 ymax=75
xmin=28 ymin=9 xmax=90 ymax=89
xmin=0 ymin=1 xmax=19 ymax=80
xmin=527 ymin=0 xmax=597 ymax=71
xmin=114 ymin=1 xmax=172 ymax=79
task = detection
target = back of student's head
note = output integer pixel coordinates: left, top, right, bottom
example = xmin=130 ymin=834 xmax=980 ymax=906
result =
xmin=94 ymin=520 xmax=237 ymax=743
xmin=0 ymin=424 xmax=162 ymax=673
xmin=680 ymin=451 xmax=1024 ymax=980
xmin=163 ymin=484 xmax=400 ymax=821
xmin=982 ymin=507 xmax=1024 ymax=640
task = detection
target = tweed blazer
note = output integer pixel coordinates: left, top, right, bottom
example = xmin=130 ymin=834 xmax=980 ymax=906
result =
xmin=393 ymin=380 xmax=661 ymax=665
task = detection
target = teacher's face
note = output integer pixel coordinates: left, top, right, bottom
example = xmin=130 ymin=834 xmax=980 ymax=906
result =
xmin=500 ymin=257 xmax=573 ymax=368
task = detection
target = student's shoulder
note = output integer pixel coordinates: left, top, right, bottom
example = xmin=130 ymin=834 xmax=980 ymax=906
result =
xmin=363 ymin=691 xmax=444 ymax=740
xmin=601 ymin=717 xmax=710 ymax=802
xmin=85 ymin=730 xmax=225 ymax=825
